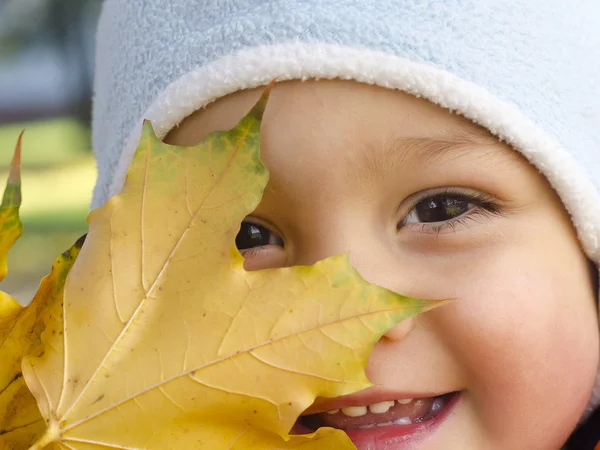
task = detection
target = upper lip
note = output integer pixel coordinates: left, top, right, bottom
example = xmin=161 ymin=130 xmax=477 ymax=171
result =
xmin=300 ymin=386 xmax=452 ymax=416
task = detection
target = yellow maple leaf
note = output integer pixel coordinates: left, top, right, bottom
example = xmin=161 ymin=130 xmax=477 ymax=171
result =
xmin=0 ymin=133 xmax=85 ymax=449
xmin=0 ymin=238 xmax=83 ymax=450
xmin=22 ymin=84 xmax=444 ymax=449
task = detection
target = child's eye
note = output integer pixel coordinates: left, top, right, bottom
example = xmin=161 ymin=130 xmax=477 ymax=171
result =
xmin=399 ymin=189 xmax=502 ymax=232
xmin=403 ymin=194 xmax=473 ymax=224
xmin=235 ymin=221 xmax=284 ymax=252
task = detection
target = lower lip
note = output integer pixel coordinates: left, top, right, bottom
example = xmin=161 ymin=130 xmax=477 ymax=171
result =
xmin=346 ymin=392 xmax=460 ymax=450
xmin=296 ymin=392 xmax=461 ymax=450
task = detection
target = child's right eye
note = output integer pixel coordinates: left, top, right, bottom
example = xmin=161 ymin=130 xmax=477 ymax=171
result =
xmin=235 ymin=221 xmax=284 ymax=252
xmin=398 ymin=188 xmax=503 ymax=234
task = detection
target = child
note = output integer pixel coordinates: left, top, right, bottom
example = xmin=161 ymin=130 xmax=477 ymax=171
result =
xmin=90 ymin=1 xmax=600 ymax=448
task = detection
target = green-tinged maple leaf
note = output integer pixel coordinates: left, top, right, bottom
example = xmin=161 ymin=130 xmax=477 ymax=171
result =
xmin=0 ymin=132 xmax=24 ymax=328
xmin=21 ymin=83 xmax=445 ymax=449
xmin=0 ymin=238 xmax=84 ymax=450
xmin=0 ymin=132 xmax=84 ymax=449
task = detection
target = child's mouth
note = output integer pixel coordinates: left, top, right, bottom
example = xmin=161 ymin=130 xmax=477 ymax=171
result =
xmin=293 ymin=391 xmax=460 ymax=449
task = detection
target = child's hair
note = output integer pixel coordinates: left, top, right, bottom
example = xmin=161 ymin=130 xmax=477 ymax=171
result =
xmin=91 ymin=0 xmax=600 ymax=425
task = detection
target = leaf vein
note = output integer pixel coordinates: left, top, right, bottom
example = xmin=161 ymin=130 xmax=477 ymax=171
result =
xmin=56 ymin=271 xmax=70 ymax=415
xmin=158 ymin=385 xmax=185 ymax=411
xmin=228 ymin=428 xmax=250 ymax=450
xmin=248 ymin=351 xmax=352 ymax=384
xmin=63 ymin=436 xmax=141 ymax=449
xmin=110 ymin=218 xmax=125 ymax=324
xmin=60 ymin=306 xmax=401 ymax=432
xmin=184 ymin=165 xmax=193 ymax=217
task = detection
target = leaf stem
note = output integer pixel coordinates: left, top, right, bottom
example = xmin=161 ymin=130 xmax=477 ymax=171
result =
xmin=28 ymin=420 xmax=60 ymax=450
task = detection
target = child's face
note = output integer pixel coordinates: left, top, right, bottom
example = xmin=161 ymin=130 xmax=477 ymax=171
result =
xmin=165 ymin=80 xmax=599 ymax=449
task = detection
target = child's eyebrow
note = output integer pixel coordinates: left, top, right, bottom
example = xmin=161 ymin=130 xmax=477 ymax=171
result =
xmin=357 ymin=134 xmax=525 ymax=176
xmin=263 ymin=131 xmax=526 ymax=199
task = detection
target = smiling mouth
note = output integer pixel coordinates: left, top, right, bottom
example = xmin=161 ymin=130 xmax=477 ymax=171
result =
xmin=296 ymin=392 xmax=456 ymax=432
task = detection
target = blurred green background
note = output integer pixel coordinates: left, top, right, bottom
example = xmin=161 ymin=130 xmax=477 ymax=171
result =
xmin=0 ymin=0 xmax=102 ymax=303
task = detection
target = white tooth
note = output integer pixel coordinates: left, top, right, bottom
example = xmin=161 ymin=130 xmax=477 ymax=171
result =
xmin=397 ymin=398 xmax=413 ymax=405
xmin=341 ymin=406 xmax=368 ymax=417
xmin=377 ymin=421 xmax=393 ymax=427
xmin=358 ymin=424 xmax=376 ymax=429
xmin=325 ymin=409 xmax=339 ymax=415
xmin=369 ymin=400 xmax=395 ymax=414
xmin=431 ymin=398 xmax=444 ymax=413
xmin=393 ymin=417 xmax=412 ymax=425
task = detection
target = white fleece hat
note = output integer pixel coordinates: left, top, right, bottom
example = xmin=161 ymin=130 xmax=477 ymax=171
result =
xmin=91 ymin=0 xmax=600 ymax=420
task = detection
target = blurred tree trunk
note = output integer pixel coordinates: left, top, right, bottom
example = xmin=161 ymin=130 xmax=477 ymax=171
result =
xmin=47 ymin=0 xmax=94 ymax=123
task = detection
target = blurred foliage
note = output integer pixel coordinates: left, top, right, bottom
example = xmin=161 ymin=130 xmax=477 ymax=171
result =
xmin=0 ymin=0 xmax=101 ymax=123
xmin=0 ymin=119 xmax=90 ymax=168
xmin=0 ymin=1 xmax=101 ymax=303
xmin=0 ymin=120 xmax=94 ymax=304
xmin=0 ymin=0 xmax=101 ymax=50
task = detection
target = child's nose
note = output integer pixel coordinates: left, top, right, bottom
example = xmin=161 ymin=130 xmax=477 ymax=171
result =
xmin=288 ymin=219 xmax=416 ymax=343
xmin=382 ymin=317 xmax=414 ymax=342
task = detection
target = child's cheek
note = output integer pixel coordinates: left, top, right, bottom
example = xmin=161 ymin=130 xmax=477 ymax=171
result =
xmin=437 ymin=239 xmax=599 ymax=447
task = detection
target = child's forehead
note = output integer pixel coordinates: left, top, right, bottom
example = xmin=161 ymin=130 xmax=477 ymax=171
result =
xmin=168 ymin=79 xmax=525 ymax=174
xmin=169 ymin=80 xmax=491 ymax=142
xmin=263 ymin=79 xmax=495 ymax=142
xmin=257 ymin=81 xmax=524 ymax=172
